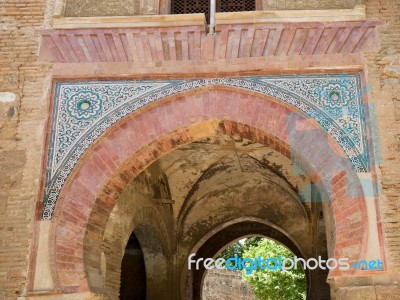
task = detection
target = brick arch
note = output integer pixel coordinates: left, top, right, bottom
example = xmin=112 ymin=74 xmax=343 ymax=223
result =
xmin=49 ymin=87 xmax=367 ymax=294
xmin=100 ymin=205 xmax=172 ymax=298
xmin=188 ymin=220 xmax=310 ymax=300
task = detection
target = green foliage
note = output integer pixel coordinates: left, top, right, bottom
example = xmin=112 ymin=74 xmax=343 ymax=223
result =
xmin=218 ymin=237 xmax=263 ymax=263
xmin=216 ymin=237 xmax=306 ymax=300
xmin=243 ymin=237 xmax=263 ymax=249
xmin=242 ymin=239 xmax=307 ymax=300
xmin=218 ymin=242 xmax=244 ymax=266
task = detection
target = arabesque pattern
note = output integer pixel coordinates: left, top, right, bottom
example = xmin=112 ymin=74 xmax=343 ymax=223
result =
xmin=43 ymin=74 xmax=369 ymax=219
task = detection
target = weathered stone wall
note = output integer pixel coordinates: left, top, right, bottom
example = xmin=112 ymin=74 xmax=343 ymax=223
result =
xmin=64 ymin=0 xmax=140 ymax=17
xmin=364 ymin=0 xmax=400 ymax=273
xmin=63 ymin=0 xmax=364 ymax=17
xmin=330 ymin=0 xmax=400 ymax=297
xmin=64 ymin=0 xmax=160 ymax=17
xmin=0 ymin=0 xmax=51 ymax=298
xmin=202 ymin=269 xmax=255 ymax=300
xmin=262 ymin=0 xmax=363 ymax=10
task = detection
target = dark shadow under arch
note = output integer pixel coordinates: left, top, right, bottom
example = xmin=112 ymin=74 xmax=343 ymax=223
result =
xmin=120 ymin=231 xmax=146 ymax=300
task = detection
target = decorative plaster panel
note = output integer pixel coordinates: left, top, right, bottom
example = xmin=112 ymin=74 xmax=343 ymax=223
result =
xmin=43 ymin=74 xmax=370 ymax=219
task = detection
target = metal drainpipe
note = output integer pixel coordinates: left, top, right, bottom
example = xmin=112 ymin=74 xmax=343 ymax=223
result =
xmin=209 ymin=0 xmax=216 ymax=34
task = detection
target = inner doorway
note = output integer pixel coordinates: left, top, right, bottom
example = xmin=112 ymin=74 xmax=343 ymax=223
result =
xmin=120 ymin=231 xmax=146 ymax=299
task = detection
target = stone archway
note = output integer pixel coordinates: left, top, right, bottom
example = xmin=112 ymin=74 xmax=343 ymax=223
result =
xmin=102 ymin=205 xmax=172 ymax=299
xmin=46 ymin=87 xmax=369 ymax=298
xmin=188 ymin=220 xmax=311 ymax=300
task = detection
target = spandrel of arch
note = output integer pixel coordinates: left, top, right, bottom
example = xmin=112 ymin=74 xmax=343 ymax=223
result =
xmin=42 ymin=74 xmax=373 ymax=220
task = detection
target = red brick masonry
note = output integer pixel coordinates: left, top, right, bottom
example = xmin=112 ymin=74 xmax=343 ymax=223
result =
xmin=49 ymin=87 xmax=371 ymax=293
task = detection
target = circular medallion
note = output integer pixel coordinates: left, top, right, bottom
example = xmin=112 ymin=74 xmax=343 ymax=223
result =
xmin=67 ymin=91 xmax=102 ymax=119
